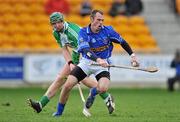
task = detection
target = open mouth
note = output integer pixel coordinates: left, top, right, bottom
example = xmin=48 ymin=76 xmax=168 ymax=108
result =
xmin=97 ymin=25 xmax=102 ymax=30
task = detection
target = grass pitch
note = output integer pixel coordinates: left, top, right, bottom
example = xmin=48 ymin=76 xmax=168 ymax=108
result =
xmin=0 ymin=87 xmax=180 ymax=122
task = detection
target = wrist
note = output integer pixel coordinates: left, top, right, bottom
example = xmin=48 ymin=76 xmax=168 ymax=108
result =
xmin=130 ymin=53 xmax=135 ymax=57
xmin=96 ymin=58 xmax=101 ymax=62
xmin=68 ymin=60 xmax=73 ymax=65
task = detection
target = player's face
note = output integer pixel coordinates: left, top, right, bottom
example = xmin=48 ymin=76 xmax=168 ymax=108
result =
xmin=91 ymin=13 xmax=104 ymax=32
xmin=51 ymin=21 xmax=64 ymax=31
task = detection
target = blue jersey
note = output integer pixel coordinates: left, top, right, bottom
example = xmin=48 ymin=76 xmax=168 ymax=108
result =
xmin=78 ymin=25 xmax=126 ymax=59
xmin=171 ymin=60 xmax=180 ymax=76
xmin=176 ymin=64 xmax=180 ymax=76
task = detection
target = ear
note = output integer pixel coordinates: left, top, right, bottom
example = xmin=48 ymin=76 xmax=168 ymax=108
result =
xmin=90 ymin=16 xmax=93 ymax=22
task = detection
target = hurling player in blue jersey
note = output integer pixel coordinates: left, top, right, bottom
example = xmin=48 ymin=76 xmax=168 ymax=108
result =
xmin=53 ymin=9 xmax=139 ymax=117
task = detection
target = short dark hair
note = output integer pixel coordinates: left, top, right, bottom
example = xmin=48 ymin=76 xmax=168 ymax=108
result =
xmin=90 ymin=9 xmax=103 ymax=18
xmin=175 ymin=49 xmax=180 ymax=57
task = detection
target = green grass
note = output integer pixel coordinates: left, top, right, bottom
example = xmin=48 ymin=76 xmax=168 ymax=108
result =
xmin=0 ymin=87 xmax=180 ymax=122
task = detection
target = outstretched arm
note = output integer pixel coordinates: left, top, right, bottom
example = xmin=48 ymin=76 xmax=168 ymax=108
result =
xmin=120 ymin=40 xmax=133 ymax=55
xmin=120 ymin=40 xmax=139 ymax=67
xmin=108 ymin=26 xmax=139 ymax=67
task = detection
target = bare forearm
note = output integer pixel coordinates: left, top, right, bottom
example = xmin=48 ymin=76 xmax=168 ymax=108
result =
xmin=62 ymin=47 xmax=72 ymax=62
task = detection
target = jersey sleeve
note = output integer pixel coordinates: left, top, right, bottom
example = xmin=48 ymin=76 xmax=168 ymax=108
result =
xmin=77 ymin=29 xmax=90 ymax=53
xmin=107 ymin=26 xmax=126 ymax=44
xmin=107 ymin=26 xmax=133 ymax=55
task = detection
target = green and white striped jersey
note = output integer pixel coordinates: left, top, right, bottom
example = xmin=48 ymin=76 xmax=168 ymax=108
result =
xmin=53 ymin=22 xmax=81 ymax=50
xmin=52 ymin=22 xmax=81 ymax=64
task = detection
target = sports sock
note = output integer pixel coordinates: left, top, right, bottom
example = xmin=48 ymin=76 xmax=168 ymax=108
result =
xmin=56 ymin=103 xmax=65 ymax=115
xmin=40 ymin=96 xmax=50 ymax=108
xmin=99 ymin=92 xmax=109 ymax=100
xmin=90 ymin=87 xmax=98 ymax=97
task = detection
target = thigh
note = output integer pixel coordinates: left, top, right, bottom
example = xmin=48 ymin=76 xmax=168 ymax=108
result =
xmin=64 ymin=75 xmax=79 ymax=88
xmin=81 ymin=77 xmax=98 ymax=88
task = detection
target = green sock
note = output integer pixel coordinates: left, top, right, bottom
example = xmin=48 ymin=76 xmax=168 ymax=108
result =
xmin=40 ymin=96 xmax=50 ymax=108
xmin=99 ymin=92 xmax=109 ymax=100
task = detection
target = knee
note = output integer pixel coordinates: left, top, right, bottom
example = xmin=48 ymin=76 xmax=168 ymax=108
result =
xmin=63 ymin=82 xmax=73 ymax=92
xmin=54 ymin=75 xmax=65 ymax=85
xmin=97 ymin=87 xmax=108 ymax=94
xmin=57 ymin=75 xmax=67 ymax=82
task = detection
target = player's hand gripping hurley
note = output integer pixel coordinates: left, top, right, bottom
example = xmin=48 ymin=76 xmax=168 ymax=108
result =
xmin=91 ymin=63 xmax=158 ymax=73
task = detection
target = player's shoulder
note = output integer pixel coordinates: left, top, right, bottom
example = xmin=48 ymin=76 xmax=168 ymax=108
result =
xmin=52 ymin=30 xmax=58 ymax=36
xmin=80 ymin=24 xmax=88 ymax=30
xmin=67 ymin=22 xmax=81 ymax=28
xmin=79 ymin=26 xmax=88 ymax=34
xmin=103 ymin=25 xmax=114 ymax=31
xmin=52 ymin=30 xmax=60 ymax=40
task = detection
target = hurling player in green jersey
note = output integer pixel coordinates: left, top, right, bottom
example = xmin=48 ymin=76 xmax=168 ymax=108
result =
xmin=27 ymin=12 xmax=110 ymax=117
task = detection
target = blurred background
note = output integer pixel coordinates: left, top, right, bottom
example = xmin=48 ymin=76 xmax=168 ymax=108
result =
xmin=0 ymin=0 xmax=180 ymax=90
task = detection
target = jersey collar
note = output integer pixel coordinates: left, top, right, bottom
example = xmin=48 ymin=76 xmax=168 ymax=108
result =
xmin=86 ymin=24 xmax=104 ymax=34
xmin=63 ymin=21 xmax=68 ymax=31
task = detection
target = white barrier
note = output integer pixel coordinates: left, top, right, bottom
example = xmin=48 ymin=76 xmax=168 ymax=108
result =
xmin=24 ymin=54 xmax=65 ymax=83
xmin=24 ymin=54 xmax=175 ymax=84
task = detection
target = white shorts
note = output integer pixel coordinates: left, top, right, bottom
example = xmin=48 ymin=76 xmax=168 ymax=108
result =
xmin=77 ymin=58 xmax=110 ymax=77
